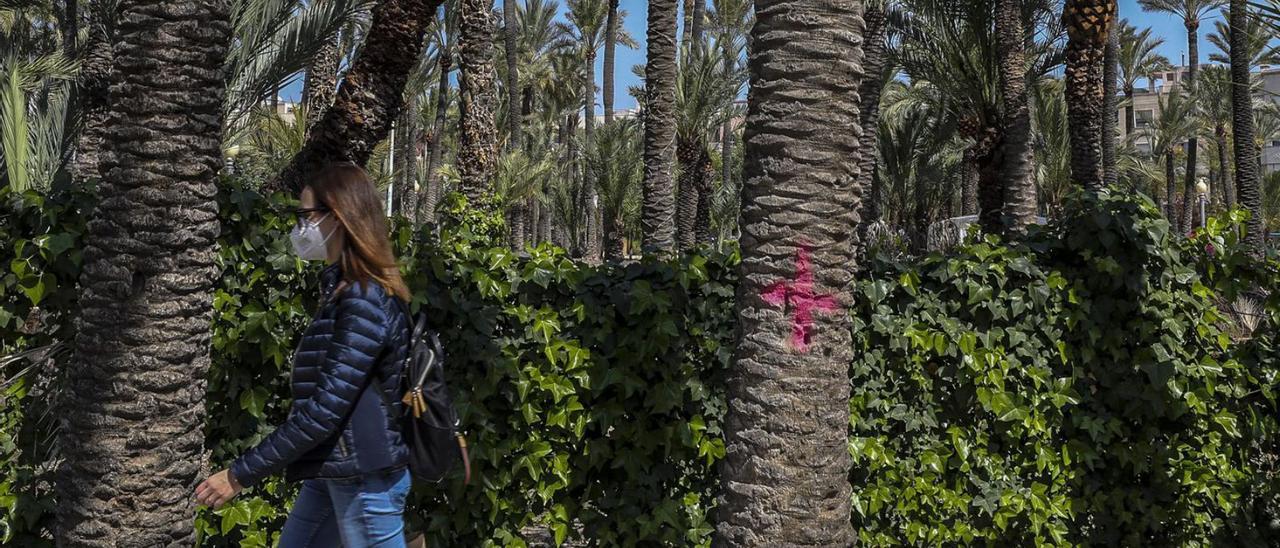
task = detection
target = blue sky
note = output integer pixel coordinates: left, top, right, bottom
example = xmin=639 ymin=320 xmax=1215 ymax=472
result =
xmin=282 ymin=1 xmax=1216 ymax=111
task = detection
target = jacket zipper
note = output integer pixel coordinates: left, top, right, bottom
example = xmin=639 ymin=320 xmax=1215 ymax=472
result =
xmin=338 ymin=435 xmax=349 ymax=458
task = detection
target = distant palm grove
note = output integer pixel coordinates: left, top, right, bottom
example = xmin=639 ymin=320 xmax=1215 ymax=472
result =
xmin=5 ymin=0 xmax=1280 ymax=545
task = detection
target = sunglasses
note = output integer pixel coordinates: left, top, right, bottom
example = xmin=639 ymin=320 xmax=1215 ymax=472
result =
xmin=292 ymin=206 xmax=330 ymax=224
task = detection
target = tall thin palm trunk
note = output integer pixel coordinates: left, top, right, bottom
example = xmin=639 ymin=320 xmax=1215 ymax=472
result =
xmin=71 ymin=19 xmax=112 ymax=182
xmin=303 ymin=33 xmax=341 ymax=136
xmin=1216 ymin=124 xmax=1235 ymax=209
xmin=676 ymin=138 xmax=702 ymax=249
xmin=583 ymin=51 xmax=601 ymax=261
xmin=682 ymin=0 xmax=693 ymax=45
xmin=394 ymin=102 xmax=419 ymax=221
xmin=855 ymin=3 xmax=887 ymax=249
xmin=271 ymin=0 xmax=440 ymax=194
xmin=503 ymin=0 xmax=521 ymax=150
xmin=1063 ymin=0 xmax=1116 ymax=191
xmin=604 ymin=0 xmax=619 ymax=124
xmin=418 ymin=56 xmax=451 ymax=224
xmin=459 ymin=0 xmax=500 ymax=206
xmin=1103 ymin=20 xmax=1120 ymax=186
xmin=56 ymin=0 xmax=229 ymax=543
xmin=1182 ymin=15 xmax=1202 ymax=236
xmin=997 ymin=0 xmax=1035 ymax=234
xmin=718 ymin=0 xmax=862 ymax=543
xmin=642 ymin=0 xmax=678 ymax=253
xmin=1231 ymin=0 xmax=1264 ymax=253
xmin=1166 ymin=151 xmax=1177 ymax=217
xmin=691 ymin=0 xmax=705 ymax=43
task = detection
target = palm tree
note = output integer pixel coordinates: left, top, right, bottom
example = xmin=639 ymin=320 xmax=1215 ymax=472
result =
xmin=1103 ymin=16 xmax=1120 ymax=186
xmin=718 ymin=0 xmax=860 ymax=543
xmin=878 ymin=80 xmax=963 ymax=250
xmin=71 ymin=1 xmax=113 ymax=182
xmin=55 ymin=0 xmax=229 ymax=543
xmin=269 ymin=0 xmax=440 ymax=194
xmin=854 ymin=0 xmax=893 ymax=245
xmin=1063 ymin=0 xmax=1116 ymax=191
xmin=603 ymin=0 xmax=620 ymax=124
xmin=708 ymin=0 xmax=751 ymax=215
xmin=503 ymin=0 xmax=521 ymax=151
xmin=588 ymin=119 xmax=643 ymax=258
xmin=1196 ymin=66 xmax=1237 ymax=209
xmin=1138 ymin=0 xmax=1227 ymax=228
xmin=493 ymin=149 xmax=555 ymax=246
xmin=997 ymin=0 xmax=1035 ymax=232
xmin=303 ymin=31 xmax=342 ymax=136
xmin=1207 ymin=13 xmax=1280 ymax=67
xmin=418 ymin=3 xmax=458 ymax=224
xmin=1138 ymin=88 xmax=1196 ymax=217
xmin=458 ymin=0 xmax=500 ymax=207
xmin=675 ymin=42 xmax=735 ymax=249
xmin=1117 ymin=20 xmax=1171 ymax=135
xmin=1230 ymin=0 xmax=1263 ymax=253
xmin=641 ymin=0 xmax=679 ymax=253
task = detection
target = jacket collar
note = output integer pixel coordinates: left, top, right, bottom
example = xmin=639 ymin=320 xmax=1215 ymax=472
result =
xmin=319 ymin=263 xmax=343 ymax=299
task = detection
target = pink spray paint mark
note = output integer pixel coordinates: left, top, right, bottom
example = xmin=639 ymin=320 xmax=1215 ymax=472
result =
xmin=760 ymin=247 xmax=840 ymax=353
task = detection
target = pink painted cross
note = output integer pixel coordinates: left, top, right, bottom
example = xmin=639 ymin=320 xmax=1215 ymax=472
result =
xmin=760 ymin=247 xmax=840 ymax=353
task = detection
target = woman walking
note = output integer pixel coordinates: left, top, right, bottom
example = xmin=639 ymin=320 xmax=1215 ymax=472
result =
xmin=195 ymin=163 xmax=414 ymax=547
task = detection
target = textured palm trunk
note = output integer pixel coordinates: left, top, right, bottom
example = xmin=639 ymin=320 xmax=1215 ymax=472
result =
xmin=676 ymin=137 xmax=700 ymax=249
xmin=1183 ymin=20 xmax=1201 ymax=237
xmin=1216 ymin=125 xmax=1235 ymax=210
xmin=694 ymin=146 xmax=713 ymax=243
xmin=584 ymin=52 xmax=602 ymax=262
xmin=458 ymin=0 xmax=500 ymax=207
xmin=1124 ymin=87 xmax=1135 ymax=135
xmin=997 ymin=0 xmax=1035 ymax=235
xmin=419 ymin=56 xmax=452 ymax=224
xmin=510 ymin=202 xmax=527 ymax=248
xmin=1062 ymin=0 xmax=1115 ymax=192
xmin=1231 ymin=0 xmax=1264 ymax=254
xmin=61 ymin=0 xmax=76 ymax=56
xmin=642 ymin=0 xmax=679 ymax=253
xmin=604 ymin=211 xmax=625 ymax=259
xmin=503 ymin=0 xmax=520 ymax=150
xmin=691 ymin=0 xmax=705 ymax=44
xmin=56 ymin=0 xmax=229 ymax=544
xmin=1166 ymin=151 xmax=1177 ymax=223
xmin=717 ymin=0 xmax=861 ymax=544
xmin=854 ymin=4 xmax=887 ymax=251
xmin=71 ymin=21 xmax=113 ymax=182
xmin=682 ymin=0 xmax=693 ymax=45
xmin=270 ymin=0 xmax=439 ymax=194
xmin=394 ymin=103 xmax=419 ymax=221
xmin=525 ymin=196 xmax=537 ymax=243
xmin=1102 ymin=20 xmax=1119 ymax=187
xmin=303 ymin=33 xmax=341 ymax=137
xmin=604 ymin=0 xmax=620 ymax=124
xmin=962 ymin=153 xmax=979 ymax=216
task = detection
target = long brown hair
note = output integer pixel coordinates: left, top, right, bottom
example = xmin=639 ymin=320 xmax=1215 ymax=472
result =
xmin=307 ymin=162 xmax=411 ymax=301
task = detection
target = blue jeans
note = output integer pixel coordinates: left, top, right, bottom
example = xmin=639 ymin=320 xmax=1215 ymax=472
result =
xmin=277 ymin=467 xmax=411 ymax=548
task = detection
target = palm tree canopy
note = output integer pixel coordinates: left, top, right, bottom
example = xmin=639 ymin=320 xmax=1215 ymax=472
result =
xmin=1136 ymin=0 xmax=1227 ymax=25
xmin=1206 ymin=12 xmax=1280 ymax=66
xmin=1118 ymin=19 xmax=1172 ymax=92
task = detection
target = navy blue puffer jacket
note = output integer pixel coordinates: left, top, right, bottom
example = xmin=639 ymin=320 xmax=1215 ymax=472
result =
xmin=231 ymin=264 xmax=411 ymax=487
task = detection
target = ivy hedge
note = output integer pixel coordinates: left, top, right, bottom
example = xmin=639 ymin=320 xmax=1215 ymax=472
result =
xmin=2 ymin=184 xmax=1279 ymax=546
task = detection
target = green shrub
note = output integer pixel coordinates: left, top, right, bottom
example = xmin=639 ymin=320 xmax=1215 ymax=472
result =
xmin=849 ymin=192 xmax=1280 ymax=545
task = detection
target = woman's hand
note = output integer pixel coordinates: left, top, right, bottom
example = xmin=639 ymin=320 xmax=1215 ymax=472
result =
xmin=195 ymin=469 xmax=243 ymax=509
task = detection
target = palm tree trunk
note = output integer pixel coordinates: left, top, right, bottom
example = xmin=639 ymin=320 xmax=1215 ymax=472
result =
xmin=503 ymin=0 xmax=520 ymax=150
xmin=1063 ymin=0 xmax=1115 ymax=192
xmin=71 ymin=20 xmax=112 ymax=182
xmin=682 ymin=0 xmax=693 ymax=45
xmin=418 ymin=58 xmax=451 ymax=224
xmin=1102 ymin=20 xmax=1119 ymax=187
xmin=1231 ymin=0 xmax=1264 ymax=254
xmin=394 ymin=102 xmax=419 ymax=221
xmin=583 ymin=52 xmax=601 ymax=261
xmin=718 ymin=0 xmax=861 ymax=544
xmin=62 ymin=0 xmax=77 ymax=57
xmin=642 ymin=0 xmax=679 ymax=253
xmin=962 ymin=152 xmax=979 ymax=216
xmin=269 ymin=0 xmax=439 ymax=194
xmin=1217 ymin=124 xmax=1235 ymax=210
xmin=1124 ymin=86 xmax=1135 ymax=135
xmin=303 ymin=33 xmax=341 ymax=137
xmin=1182 ymin=20 xmax=1201 ymax=236
xmin=458 ymin=0 xmax=500 ymax=207
xmin=691 ymin=0 xmax=705 ymax=44
xmin=604 ymin=0 xmax=620 ymax=124
xmin=855 ymin=3 xmax=887 ymax=250
xmin=56 ymin=0 xmax=229 ymax=543
xmin=1166 ymin=151 xmax=1177 ymax=220
xmin=694 ymin=146 xmax=713 ymax=243
xmin=677 ymin=137 xmax=699 ymax=249
xmin=997 ymin=0 xmax=1035 ymax=235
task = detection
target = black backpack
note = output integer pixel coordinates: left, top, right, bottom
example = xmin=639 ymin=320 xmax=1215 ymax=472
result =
xmin=387 ymin=303 xmax=471 ymax=485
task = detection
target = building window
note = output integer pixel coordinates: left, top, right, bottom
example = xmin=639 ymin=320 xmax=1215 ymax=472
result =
xmin=1270 ymin=140 xmax=1280 ymax=148
xmin=1136 ymin=110 xmax=1154 ymax=128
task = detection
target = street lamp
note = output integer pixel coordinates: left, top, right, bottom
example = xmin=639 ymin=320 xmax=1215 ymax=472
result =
xmin=224 ymin=145 xmax=241 ymax=175
xmin=1196 ymin=177 xmax=1209 ymax=229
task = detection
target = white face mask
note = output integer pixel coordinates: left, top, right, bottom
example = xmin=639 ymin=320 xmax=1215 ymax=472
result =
xmin=290 ymin=213 xmax=335 ymax=261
